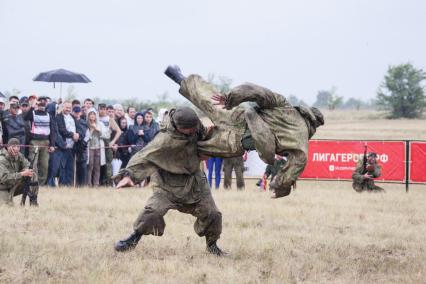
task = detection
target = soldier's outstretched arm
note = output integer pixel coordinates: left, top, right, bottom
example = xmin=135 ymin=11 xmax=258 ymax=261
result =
xmin=115 ymin=157 xmax=157 ymax=187
xmin=224 ymin=83 xmax=288 ymax=110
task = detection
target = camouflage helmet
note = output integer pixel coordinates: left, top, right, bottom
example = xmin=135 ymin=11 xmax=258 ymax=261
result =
xmin=310 ymin=107 xmax=324 ymax=127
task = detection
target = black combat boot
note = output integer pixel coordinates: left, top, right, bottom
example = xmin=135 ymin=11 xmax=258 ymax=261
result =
xmin=206 ymin=240 xmax=226 ymax=256
xmin=164 ymin=65 xmax=186 ymax=85
xmin=29 ymin=195 xmax=39 ymax=207
xmin=114 ymin=231 xmax=142 ymax=252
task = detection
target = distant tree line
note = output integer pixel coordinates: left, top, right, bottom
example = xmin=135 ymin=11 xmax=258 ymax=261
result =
xmin=3 ymin=63 xmax=425 ymax=119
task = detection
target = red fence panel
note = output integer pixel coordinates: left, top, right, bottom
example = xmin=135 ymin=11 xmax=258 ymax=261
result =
xmin=300 ymin=140 xmax=406 ymax=182
xmin=410 ymin=142 xmax=426 ymax=183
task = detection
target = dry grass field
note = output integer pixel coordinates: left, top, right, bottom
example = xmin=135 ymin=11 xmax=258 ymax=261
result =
xmin=1 ymin=110 xmax=425 ymax=283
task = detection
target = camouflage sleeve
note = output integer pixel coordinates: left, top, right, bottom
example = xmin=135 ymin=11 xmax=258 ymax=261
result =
xmin=0 ymin=160 xmax=23 ymax=186
xmin=225 ymin=83 xmax=288 ymax=110
xmin=352 ymin=162 xmax=365 ymax=183
xmin=121 ymin=158 xmax=157 ymax=184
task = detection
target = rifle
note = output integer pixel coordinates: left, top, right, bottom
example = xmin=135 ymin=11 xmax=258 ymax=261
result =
xmin=362 ymin=144 xmax=368 ymax=175
xmin=21 ymin=147 xmax=39 ymax=206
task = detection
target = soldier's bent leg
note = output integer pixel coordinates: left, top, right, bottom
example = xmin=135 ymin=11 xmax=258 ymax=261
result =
xmin=179 ymin=74 xmax=234 ymax=125
xmin=194 ymin=188 xmax=224 ymax=256
xmin=244 ymin=106 xmax=276 ymax=165
xmin=0 ymin=190 xmax=13 ymax=206
xmin=269 ymin=150 xmax=307 ymax=198
xmin=115 ymin=189 xmax=175 ymax=252
xmin=191 ymin=188 xmax=222 ymax=245
xmin=133 ymin=190 xmax=174 ymax=236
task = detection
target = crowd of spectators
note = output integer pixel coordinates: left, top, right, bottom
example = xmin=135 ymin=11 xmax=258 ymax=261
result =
xmin=0 ymin=95 xmax=164 ymax=188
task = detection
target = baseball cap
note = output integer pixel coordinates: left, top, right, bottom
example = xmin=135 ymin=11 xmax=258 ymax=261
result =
xmin=0 ymin=97 xmax=5 ymax=104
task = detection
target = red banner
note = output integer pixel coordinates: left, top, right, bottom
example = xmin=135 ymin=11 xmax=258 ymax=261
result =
xmin=410 ymin=142 xmax=426 ymax=183
xmin=300 ymin=140 xmax=406 ymax=182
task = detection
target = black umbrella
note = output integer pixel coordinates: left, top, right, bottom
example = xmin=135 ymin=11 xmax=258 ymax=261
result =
xmin=33 ymin=68 xmax=91 ymax=98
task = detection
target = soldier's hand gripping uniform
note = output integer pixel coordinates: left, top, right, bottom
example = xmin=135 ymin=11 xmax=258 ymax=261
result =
xmin=113 ymin=107 xmax=225 ymax=256
xmin=0 ymin=138 xmax=35 ymax=206
xmin=352 ymin=152 xmax=384 ymax=193
xmin=165 ymin=65 xmax=324 ymax=198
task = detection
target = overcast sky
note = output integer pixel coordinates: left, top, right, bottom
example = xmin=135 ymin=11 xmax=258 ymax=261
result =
xmin=1 ymin=0 xmax=425 ymax=104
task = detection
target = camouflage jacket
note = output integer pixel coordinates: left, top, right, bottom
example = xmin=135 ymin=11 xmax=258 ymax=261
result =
xmin=224 ymin=83 xmax=311 ymax=155
xmin=352 ymin=160 xmax=381 ymax=191
xmin=0 ymin=149 xmax=29 ymax=190
xmin=120 ymin=113 xmax=208 ymax=203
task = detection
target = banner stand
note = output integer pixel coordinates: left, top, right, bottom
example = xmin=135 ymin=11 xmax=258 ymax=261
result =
xmin=406 ymin=140 xmax=410 ymax=193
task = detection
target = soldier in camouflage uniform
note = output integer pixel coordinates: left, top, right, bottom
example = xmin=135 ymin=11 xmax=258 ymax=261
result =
xmin=352 ymin=152 xmax=384 ymax=193
xmin=113 ymin=107 xmax=225 ymax=256
xmin=165 ymin=65 xmax=324 ymax=198
xmin=0 ymin=138 xmax=34 ymax=206
xmin=223 ymin=156 xmax=245 ymax=190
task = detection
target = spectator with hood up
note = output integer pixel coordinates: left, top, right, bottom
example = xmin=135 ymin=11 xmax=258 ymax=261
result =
xmin=142 ymin=109 xmax=160 ymax=144
xmin=128 ymin=112 xmax=145 ymax=155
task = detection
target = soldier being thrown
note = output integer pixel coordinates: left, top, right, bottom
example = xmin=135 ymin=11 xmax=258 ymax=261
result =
xmin=113 ymin=107 xmax=225 ymax=256
xmin=0 ymin=138 xmax=34 ymax=206
xmin=164 ymin=65 xmax=324 ymax=198
xmin=352 ymin=152 xmax=384 ymax=192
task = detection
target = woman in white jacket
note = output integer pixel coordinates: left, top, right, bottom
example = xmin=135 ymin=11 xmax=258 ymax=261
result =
xmin=86 ymin=110 xmax=111 ymax=187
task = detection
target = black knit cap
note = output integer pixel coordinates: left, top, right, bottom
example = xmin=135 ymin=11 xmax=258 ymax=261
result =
xmin=172 ymin=107 xmax=199 ymax=129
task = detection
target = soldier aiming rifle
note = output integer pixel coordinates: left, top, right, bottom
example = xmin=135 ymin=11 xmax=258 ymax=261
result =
xmin=352 ymin=145 xmax=384 ymax=193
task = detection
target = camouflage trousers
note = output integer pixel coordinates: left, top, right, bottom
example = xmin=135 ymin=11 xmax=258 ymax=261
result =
xmin=0 ymin=179 xmax=32 ymax=206
xmin=133 ymin=181 xmax=222 ymax=244
xmin=0 ymin=190 xmax=13 ymax=206
xmin=29 ymin=139 xmax=48 ymax=187
xmin=352 ymin=180 xmax=385 ymax=193
xmin=223 ymin=157 xmax=245 ymax=189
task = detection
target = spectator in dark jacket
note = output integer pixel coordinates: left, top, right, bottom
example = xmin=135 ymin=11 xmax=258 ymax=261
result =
xmin=115 ymin=116 xmax=131 ymax=169
xmin=56 ymin=101 xmax=79 ymax=186
xmin=47 ymin=105 xmax=66 ymax=187
xmin=142 ymin=110 xmax=160 ymax=144
xmin=128 ymin=112 xmax=145 ymax=155
xmin=2 ymin=102 xmax=26 ymax=153
xmin=72 ymin=106 xmax=88 ymax=187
